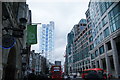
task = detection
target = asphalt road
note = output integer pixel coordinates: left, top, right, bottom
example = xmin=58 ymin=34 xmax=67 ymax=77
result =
xmin=70 ymin=78 xmax=120 ymax=80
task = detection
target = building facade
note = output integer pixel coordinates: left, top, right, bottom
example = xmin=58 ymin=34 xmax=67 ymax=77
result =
xmin=2 ymin=2 xmax=31 ymax=80
xmin=29 ymin=50 xmax=48 ymax=74
xmin=65 ymin=19 xmax=92 ymax=75
xmin=66 ymin=30 xmax=74 ymax=74
xmin=40 ymin=21 xmax=54 ymax=60
xmin=65 ymin=2 xmax=120 ymax=78
xmin=72 ymin=19 xmax=92 ymax=73
xmin=0 ymin=2 xmax=2 ymax=79
xmin=87 ymin=1 xmax=120 ymax=78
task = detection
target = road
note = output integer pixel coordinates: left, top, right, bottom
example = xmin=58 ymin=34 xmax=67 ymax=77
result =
xmin=64 ymin=76 xmax=119 ymax=80
xmin=70 ymin=78 xmax=120 ymax=80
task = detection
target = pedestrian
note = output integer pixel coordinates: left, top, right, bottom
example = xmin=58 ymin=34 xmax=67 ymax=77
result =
xmin=66 ymin=75 xmax=70 ymax=80
xmin=73 ymin=74 xmax=77 ymax=78
xmin=23 ymin=75 xmax=27 ymax=80
xmin=27 ymin=69 xmax=36 ymax=80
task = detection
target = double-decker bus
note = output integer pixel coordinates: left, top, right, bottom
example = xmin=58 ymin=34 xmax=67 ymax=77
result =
xmin=50 ymin=65 xmax=63 ymax=80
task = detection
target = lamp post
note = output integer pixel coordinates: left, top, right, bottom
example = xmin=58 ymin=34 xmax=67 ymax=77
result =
xmin=3 ymin=18 xmax=27 ymax=38
xmin=2 ymin=18 xmax=27 ymax=49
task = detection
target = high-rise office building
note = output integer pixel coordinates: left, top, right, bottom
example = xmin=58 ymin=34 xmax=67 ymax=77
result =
xmin=65 ymin=2 xmax=120 ymax=78
xmin=87 ymin=1 xmax=120 ymax=78
xmin=65 ymin=19 xmax=90 ymax=74
xmin=40 ymin=21 xmax=54 ymax=60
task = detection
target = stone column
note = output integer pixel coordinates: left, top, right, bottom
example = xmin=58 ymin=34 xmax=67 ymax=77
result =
xmin=98 ymin=48 xmax=103 ymax=69
xmin=111 ymin=39 xmax=120 ymax=78
xmin=104 ymin=43 xmax=111 ymax=74
xmin=95 ymin=60 xmax=98 ymax=68
xmin=0 ymin=2 xmax=3 ymax=80
xmin=89 ymin=54 xmax=92 ymax=68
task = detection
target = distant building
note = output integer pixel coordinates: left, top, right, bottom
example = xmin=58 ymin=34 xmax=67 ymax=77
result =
xmin=65 ymin=19 xmax=89 ymax=75
xmin=74 ymin=19 xmax=87 ymax=36
xmin=40 ymin=21 xmax=54 ymax=60
xmin=29 ymin=50 xmax=47 ymax=74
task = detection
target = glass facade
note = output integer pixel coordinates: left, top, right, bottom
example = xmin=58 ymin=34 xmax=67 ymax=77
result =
xmin=91 ymin=53 xmax=95 ymax=59
xmin=66 ymin=2 xmax=120 ymax=74
xmin=104 ymin=27 xmax=110 ymax=37
xmin=95 ymin=50 xmax=99 ymax=57
xmin=40 ymin=21 xmax=54 ymax=58
xmin=109 ymin=2 xmax=120 ymax=32
xmin=99 ymin=45 xmax=104 ymax=54
xmin=102 ymin=16 xmax=108 ymax=27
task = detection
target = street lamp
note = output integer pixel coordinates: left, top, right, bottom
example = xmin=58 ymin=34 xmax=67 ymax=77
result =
xmin=3 ymin=18 xmax=27 ymax=38
xmin=19 ymin=18 xmax=27 ymax=30
xmin=12 ymin=18 xmax=27 ymax=38
xmin=2 ymin=18 xmax=27 ymax=49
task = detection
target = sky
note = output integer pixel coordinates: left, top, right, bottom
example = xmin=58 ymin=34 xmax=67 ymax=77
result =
xmin=27 ymin=0 xmax=89 ymax=65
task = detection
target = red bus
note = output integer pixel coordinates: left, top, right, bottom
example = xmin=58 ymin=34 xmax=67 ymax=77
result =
xmin=81 ymin=68 xmax=107 ymax=79
xmin=50 ymin=65 xmax=63 ymax=80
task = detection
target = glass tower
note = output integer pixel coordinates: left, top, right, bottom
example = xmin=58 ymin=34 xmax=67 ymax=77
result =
xmin=40 ymin=21 xmax=54 ymax=60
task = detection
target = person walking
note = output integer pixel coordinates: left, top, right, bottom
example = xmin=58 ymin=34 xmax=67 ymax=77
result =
xmin=27 ymin=69 xmax=36 ymax=80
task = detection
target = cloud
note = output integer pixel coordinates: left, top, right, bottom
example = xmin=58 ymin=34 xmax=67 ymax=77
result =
xmin=28 ymin=1 xmax=89 ymax=65
xmin=27 ymin=0 xmax=90 ymax=3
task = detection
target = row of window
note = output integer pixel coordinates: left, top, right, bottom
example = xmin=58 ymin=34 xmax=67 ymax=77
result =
xmin=109 ymin=2 xmax=120 ymax=32
xmin=73 ymin=60 xmax=90 ymax=68
xmin=91 ymin=41 xmax=112 ymax=59
xmin=91 ymin=45 xmax=104 ymax=59
xmin=99 ymin=2 xmax=113 ymax=17
xmin=73 ymin=47 xmax=89 ymax=62
xmin=94 ymin=26 xmax=110 ymax=47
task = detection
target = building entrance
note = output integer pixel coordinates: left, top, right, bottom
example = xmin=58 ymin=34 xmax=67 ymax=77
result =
xmin=4 ymin=47 xmax=16 ymax=80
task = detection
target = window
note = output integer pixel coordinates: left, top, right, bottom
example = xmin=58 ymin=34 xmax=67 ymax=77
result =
xmin=106 ymin=2 xmax=113 ymax=9
xmin=99 ymin=45 xmax=104 ymax=54
xmin=99 ymin=22 xmax=103 ymax=30
xmin=110 ymin=21 xmax=118 ymax=32
xmin=102 ymin=16 xmax=108 ymax=27
xmin=89 ymin=36 xmax=93 ymax=42
xmin=109 ymin=2 xmax=120 ymax=32
xmin=91 ymin=53 xmax=95 ymax=59
xmin=96 ymin=26 xmax=98 ymax=33
xmin=104 ymin=27 xmax=110 ymax=37
xmin=97 ymin=36 xmax=100 ymax=44
xmin=88 ymin=29 xmax=92 ymax=35
xmin=109 ymin=55 xmax=115 ymax=70
xmin=102 ymin=58 xmax=106 ymax=70
xmin=90 ymin=44 xmax=94 ymax=50
xmin=95 ymin=50 xmax=99 ymax=57
xmin=94 ymin=39 xmax=97 ymax=47
xmin=99 ymin=2 xmax=107 ymax=16
xmin=100 ymin=33 xmax=103 ymax=42
xmin=97 ymin=61 xmax=100 ymax=68
xmin=106 ymin=41 xmax=112 ymax=50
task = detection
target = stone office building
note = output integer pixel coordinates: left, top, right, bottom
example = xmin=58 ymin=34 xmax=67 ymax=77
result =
xmin=1 ymin=2 xmax=31 ymax=80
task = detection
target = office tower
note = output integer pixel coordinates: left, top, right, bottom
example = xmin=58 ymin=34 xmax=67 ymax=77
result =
xmin=40 ymin=21 xmax=54 ymax=60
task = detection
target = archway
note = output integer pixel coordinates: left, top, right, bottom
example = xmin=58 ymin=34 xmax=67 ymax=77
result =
xmin=4 ymin=47 xmax=16 ymax=80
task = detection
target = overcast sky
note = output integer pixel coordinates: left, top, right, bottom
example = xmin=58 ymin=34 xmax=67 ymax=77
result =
xmin=27 ymin=0 xmax=89 ymax=65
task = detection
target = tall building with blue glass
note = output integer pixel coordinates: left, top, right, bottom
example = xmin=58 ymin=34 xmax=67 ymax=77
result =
xmin=40 ymin=21 xmax=54 ymax=60
xmin=66 ymin=19 xmax=90 ymax=74
xmin=87 ymin=1 xmax=120 ymax=78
